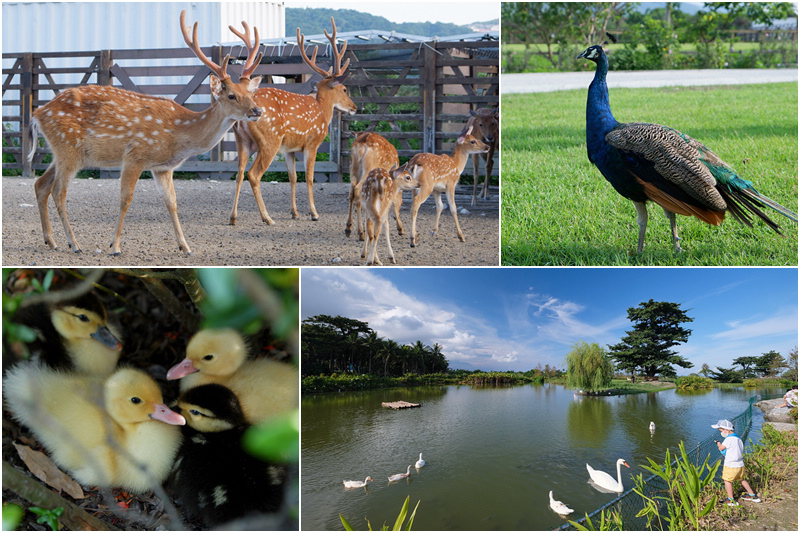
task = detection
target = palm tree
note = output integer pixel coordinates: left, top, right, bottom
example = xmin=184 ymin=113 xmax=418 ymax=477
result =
xmin=364 ymin=331 xmax=383 ymax=375
xmin=380 ymin=339 xmax=400 ymax=377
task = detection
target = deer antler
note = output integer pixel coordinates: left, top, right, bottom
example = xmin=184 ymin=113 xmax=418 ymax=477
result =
xmin=297 ymin=17 xmax=350 ymax=79
xmin=229 ymin=19 xmax=263 ymax=80
xmin=180 ymin=9 xmax=230 ymax=81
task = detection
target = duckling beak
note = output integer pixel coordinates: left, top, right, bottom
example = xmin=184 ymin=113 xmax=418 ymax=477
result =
xmin=150 ymin=403 xmax=186 ymax=425
xmin=91 ymin=325 xmax=122 ymax=350
xmin=166 ymin=357 xmax=198 ymax=380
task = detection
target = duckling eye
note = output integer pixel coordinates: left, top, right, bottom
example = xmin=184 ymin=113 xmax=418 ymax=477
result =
xmin=203 ymin=354 xmax=214 ymax=361
xmin=189 ymin=409 xmax=203 ymax=417
xmin=77 ymin=314 xmax=89 ymax=322
xmin=130 ymin=397 xmax=142 ymax=405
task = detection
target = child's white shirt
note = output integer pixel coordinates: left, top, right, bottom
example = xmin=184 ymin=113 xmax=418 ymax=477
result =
xmin=721 ymin=433 xmax=744 ymax=467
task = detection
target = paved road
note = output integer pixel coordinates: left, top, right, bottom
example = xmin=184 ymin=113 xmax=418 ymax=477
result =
xmin=502 ymin=68 xmax=798 ymax=94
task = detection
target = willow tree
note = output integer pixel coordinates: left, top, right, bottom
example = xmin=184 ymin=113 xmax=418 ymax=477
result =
xmin=565 ymin=341 xmax=614 ymax=392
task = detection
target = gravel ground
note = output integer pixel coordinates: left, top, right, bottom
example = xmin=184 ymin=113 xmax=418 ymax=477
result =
xmin=2 ymin=177 xmax=499 ymax=267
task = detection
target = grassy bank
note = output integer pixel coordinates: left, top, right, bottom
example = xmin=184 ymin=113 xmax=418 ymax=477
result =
xmin=301 ymin=371 xmax=545 ymax=394
xmin=501 ymin=82 xmax=798 ymax=266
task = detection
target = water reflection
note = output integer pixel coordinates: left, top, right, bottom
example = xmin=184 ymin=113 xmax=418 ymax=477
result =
xmin=301 ymin=384 xmax=770 ymax=531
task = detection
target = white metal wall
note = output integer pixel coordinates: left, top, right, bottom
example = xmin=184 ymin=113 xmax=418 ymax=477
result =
xmin=2 ymin=2 xmax=285 ymax=122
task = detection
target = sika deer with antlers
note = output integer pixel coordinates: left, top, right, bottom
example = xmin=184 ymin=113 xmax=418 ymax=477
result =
xmin=361 ymin=164 xmax=420 ymax=266
xmin=27 ymin=10 xmax=263 ymax=255
xmin=467 ymin=107 xmax=498 ymax=206
xmin=407 ymin=126 xmax=489 ymax=247
xmin=346 ymin=132 xmax=404 ymax=241
xmin=229 ymin=17 xmax=357 ymax=226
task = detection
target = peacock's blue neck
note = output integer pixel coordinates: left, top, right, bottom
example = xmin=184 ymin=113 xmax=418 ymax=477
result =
xmin=586 ymin=55 xmax=619 ymax=161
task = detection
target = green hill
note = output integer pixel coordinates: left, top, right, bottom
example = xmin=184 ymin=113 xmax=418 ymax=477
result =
xmin=286 ymin=7 xmax=487 ymax=37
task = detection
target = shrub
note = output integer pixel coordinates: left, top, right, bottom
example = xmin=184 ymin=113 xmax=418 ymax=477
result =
xmin=675 ymin=375 xmax=714 ymax=390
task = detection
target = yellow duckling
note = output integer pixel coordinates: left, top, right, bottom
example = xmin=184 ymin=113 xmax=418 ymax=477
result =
xmin=166 ymin=329 xmax=297 ymax=424
xmin=3 ymin=364 xmax=185 ymax=493
xmin=13 ymin=292 xmax=122 ymax=376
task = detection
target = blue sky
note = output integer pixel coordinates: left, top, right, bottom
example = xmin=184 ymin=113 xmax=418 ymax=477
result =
xmin=301 ymin=268 xmax=798 ymax=374
xmin=289 ymin=1 xmax=498 ymax=25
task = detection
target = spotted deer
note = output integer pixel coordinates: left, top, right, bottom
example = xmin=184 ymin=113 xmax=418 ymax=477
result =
xmin=345 ymin=132 xmax=404 ymax=241
xmin=467 ymin=107 xmax=498 ymax=206
xmin=229 ymin=17 xmax=357 ymax=226
xmin=361 ymin=164 xmax=421 ymax=266
xmin=26 ymin=11 xmax=263 ymax=256
xmin=407 ymin=126 xmax=489 ymax=247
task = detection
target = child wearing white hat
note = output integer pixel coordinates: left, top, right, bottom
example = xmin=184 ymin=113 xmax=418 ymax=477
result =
xmin=712 ymin=419 xmax=760 ymax=506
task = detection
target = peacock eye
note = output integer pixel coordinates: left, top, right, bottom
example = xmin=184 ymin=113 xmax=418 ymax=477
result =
xmin=203 ymin=354 xmax=214 ymax=361
xmin=130 ymin=397 xmax=142 ymax=404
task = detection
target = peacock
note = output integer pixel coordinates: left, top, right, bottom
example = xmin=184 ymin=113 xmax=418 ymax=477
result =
xmin=577 ymin=44 xmax=797 ymax=253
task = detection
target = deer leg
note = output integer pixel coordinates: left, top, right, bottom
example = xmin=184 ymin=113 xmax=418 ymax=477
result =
xmin=345 ymin=180 xmax=357 ymax=237
xmin=471 ymin=152 xmax=479 ymax=207
xmin=431 ymin=190 xmax=444 ymax=238
xmin=382 ymin=211 xmax=396 ymax=264
xmin=285 ymin=152 xmax=300 ymax=219
xmin=151 ymin=169 xmax=193 ymax=255
xmin=49 ymin=161 xmax=83 ymax=252
xmin=229 ymin=133 xmax=251 ymax=226
xmin=303 ymin=148 xmax=320 ymax=221
xmin=446 ymin=182 xmax=465 ymax=242
xmin=409 ymin=186 xmax=431 ymax=248
xmin=109 ymin=164 xmax=146 ymax=255
xmin=365 ymin=218 xmax=382 ymax=265
xmin=480 ymin=148 xmax=494 ymax=200
xmin=392 ymin=190 xmax=405 ymax=236
xmin=34 ymin=165 xmax=59 ymax=250
xmin=246 ymin=148 xmax=278 ymax=226
xmin=634 ymin=201 xmax=648 ymax=254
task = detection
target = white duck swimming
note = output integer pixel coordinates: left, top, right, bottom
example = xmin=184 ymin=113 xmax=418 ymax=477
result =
xmin=549 ymin=490 xmax=574 ymax=516
xmin=415 ymin=453 xmax=425 ymax=468
xmin=343 ymin=476 xmax=373 ymax=488
xmin=586 ymin=458 xmax=629 ymax=493
xmin=649 ymin=421 xmax=656 ymax=432
xmin=388 ymin=465 xmax=412 ymax=482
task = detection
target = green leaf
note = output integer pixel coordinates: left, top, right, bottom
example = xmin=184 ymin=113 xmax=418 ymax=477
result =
xmin=339 ymin=513 xmax=355 ymax=531
xmin=392 ymin=496 xmax=410 ymax=531
xmin=2 ymin=503 xmax=23 ymax=531
xmin=404 ymin=499 xmax=420 ymax=531
xmin=243 ymin=410 xmax=299 ymax=463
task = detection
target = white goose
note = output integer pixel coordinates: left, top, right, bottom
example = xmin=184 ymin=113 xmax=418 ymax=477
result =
xmin=549 ymin=490 xmax=574 ymax=516
xmin=388 ymin=465 xmax=412 ymax=482
xmin=586 ymin=458 xmax=629 ymax=492
xmin=415 ymin=453 xmax=425 ymax=468
xmin=343 ymin=476 xmax=373 ymax=488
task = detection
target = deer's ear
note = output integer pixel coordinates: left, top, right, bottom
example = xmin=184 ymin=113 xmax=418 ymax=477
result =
xmin=248 ymin=76 xmax=263 ymax=92
xmin=210 ymin=76 xmax=224 ymax=98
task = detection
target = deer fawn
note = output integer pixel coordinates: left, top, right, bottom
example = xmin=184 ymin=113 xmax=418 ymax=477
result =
xmin=229 ymin=17 xmax=357 ymax=226
xmin=362 ymin=164 xmax=421 ymax=266
xmin=346 ymin=132 xmax=405 ymax=241
xmin=26 ymin=10 xmax=263 ymax=256
xmin=467 ymin=107 xmax=498 ymax=206
xmin=407 ymin=126 xmax=489 ymax=247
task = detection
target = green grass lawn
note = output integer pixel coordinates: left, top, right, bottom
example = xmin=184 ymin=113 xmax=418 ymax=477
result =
xmin=501 ymin=82 xmax=798 ymax=266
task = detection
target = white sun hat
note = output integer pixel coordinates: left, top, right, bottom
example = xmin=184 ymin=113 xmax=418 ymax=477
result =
xmin=711 ymin=419 xmax=734 ymax=430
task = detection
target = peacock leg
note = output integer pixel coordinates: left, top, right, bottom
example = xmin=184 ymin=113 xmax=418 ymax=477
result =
xmin=634 ymin=201 xmax=648 ymax=253
xmin=662 ymin=208 xmax=683 ymax=253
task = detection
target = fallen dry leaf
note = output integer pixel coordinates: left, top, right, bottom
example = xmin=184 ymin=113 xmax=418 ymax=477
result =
xmin=13 ymin=442 xmax=86 ymax=499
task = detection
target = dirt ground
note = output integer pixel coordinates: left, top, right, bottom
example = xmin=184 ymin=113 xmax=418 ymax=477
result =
xmin=2 ymin=177 xmax=499 ymax=267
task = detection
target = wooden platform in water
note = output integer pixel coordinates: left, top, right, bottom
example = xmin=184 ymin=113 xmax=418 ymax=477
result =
xmin=382 ymin=401 xmax=421 ymax=410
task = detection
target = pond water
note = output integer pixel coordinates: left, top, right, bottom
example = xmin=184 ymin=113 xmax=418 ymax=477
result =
xmin=301 ymin=384 xmax=774 ymax=531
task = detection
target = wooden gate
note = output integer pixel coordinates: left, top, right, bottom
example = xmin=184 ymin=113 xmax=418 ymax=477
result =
xmin=2 ymin=39 xmax=498 ymax=182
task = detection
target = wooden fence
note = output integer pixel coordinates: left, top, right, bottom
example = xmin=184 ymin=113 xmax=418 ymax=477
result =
xmin=2 ymin=39 xmax=498 ymax=183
